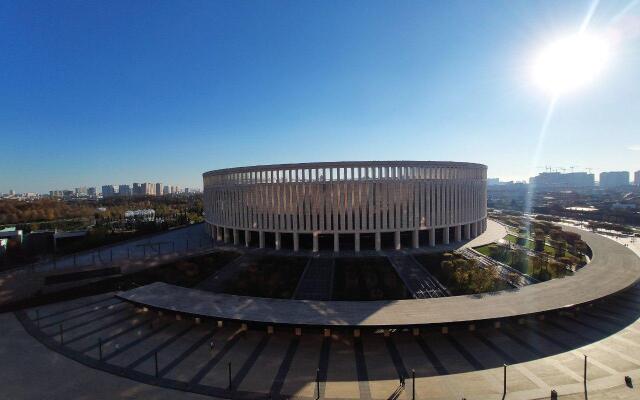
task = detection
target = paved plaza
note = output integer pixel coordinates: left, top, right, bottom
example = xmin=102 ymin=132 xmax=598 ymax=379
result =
xmin=4 ymin=287 xmax=640 ymax=399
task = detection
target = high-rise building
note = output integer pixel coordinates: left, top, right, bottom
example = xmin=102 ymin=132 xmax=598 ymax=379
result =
xmin=530 ymin=172 xmax=595 ymax=188
xmin=155 ymin=182 xmax=162 ymax=196
xmin=49 ymin=190 xmax=63 ymax=198
xmin=140 ymin=182 xmax=155 ymax=196
xmin=163 ymin=185 xmax=170 ymax=195
xmin=9 ymin=190 xmax=15 ymax=196
xmin=599 ymin=171 xmax=630 ymax=188
xmin=118 ymin=184 xmax=131 ymax=196
xmin=87 ymin=187 xmax=97 ymax=197
xmin=132 ymin=183 xmax=142 ymax=196
xmin=634 ymin=170 xmax=640 ymax=186
xmin=75 ymin=187 xmax=88 ymax=196
xmin=102 ymin=185 xmax=117 ymax=198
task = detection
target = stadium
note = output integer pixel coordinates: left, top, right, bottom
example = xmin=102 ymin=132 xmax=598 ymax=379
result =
xmin=203 ymin=161 xmax=488 ymax=252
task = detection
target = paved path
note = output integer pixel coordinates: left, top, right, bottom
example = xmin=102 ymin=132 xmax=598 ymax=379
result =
xmin=7 ymin=286 xmax=640 ymax=399
xmin=117 ymin=226 xmax=640 ymax=327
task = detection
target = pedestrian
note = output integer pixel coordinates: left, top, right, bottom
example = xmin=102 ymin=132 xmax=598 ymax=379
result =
xmin=210 ymin=339 xmax=215 ymax=351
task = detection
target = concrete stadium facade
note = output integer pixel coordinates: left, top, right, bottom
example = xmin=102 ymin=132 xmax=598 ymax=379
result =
xmin=203 ymin=161 xmax=487 ymax=252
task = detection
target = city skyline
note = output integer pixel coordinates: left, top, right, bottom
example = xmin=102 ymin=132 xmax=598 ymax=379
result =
xmin=2 ymin=1 xmax=640 ymax=193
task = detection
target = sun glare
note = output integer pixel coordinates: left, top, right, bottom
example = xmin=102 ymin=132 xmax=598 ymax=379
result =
xmin=532 ymin=33 xmax=610 ymax=95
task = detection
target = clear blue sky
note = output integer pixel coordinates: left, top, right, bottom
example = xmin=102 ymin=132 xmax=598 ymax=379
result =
xmin=2 ymin=0 xmax=639 ymax=193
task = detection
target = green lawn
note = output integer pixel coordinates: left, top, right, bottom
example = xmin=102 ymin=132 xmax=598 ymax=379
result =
xmin=504 ymin=234 xmax=556 ymax=256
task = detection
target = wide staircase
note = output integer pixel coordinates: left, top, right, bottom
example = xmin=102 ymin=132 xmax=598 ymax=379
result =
xmin=386 ymin=252 xmax=449 ymax=298
xmin=293 ymin=256 xmax=335 ymax=300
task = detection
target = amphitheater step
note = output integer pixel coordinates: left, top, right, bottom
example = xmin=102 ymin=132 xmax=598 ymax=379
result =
xmin=292 ymin=256 xmax=334 ymax=300
xmin=385 ymin=252 xmax=449 ymax=299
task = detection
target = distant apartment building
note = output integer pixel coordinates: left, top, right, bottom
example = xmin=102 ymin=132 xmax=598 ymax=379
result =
xmin=487 ymin=178 xmax=500 ymax=186
xmin=118 ymin=184 xmax=131 ymax=196
xmin=75 ymin=187 xmax=88 ymax=196
xmin=49 ymin=190 xmax=64 ymax=198
xmin=139 ymin=182 xmax=155 ymax=196
xmin=635 ymin=170 xmax=640 ymax=186
xmin=87 ymin=187 xmax=97 ymax=197
xmin=530 ymin=172 xmax=595 ymax=188
xmin=163 ymin=185 xmax=170 ymax=195
xmin=9 ymin=189 xmax=15 ymax=196
xmin=599 ymin=171 xmax=630 ymax=188
xmin=102 ymin=185 xmax=117 ymax=198
xmin=132 ymin=183 xmax=142 ymax=196
xmin=155 ymin=182 xmax=162 ymax=196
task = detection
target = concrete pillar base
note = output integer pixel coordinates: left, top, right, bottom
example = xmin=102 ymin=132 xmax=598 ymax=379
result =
xmin=394 ymin=231 xmax=401 ymax=250
xmin=217 ymin=320 xmax=223 ymax=328
xmin=224 ymin=228 xmax=231 ymax=244
xmin=443 ymin=227 xmax=450 ymax=245
xmin=465 ymin=224 xmax=471 ymax=240
xmin=455 ymin=225 xmax=462 ymax=242
xmin=354 ymin=233 xmax=360 ymax=252
xmin=267 ymin=326 xmax=274 ymax=335
xmin=259 ymin=231 xmax=265 ymax=249
xmin=429 ymin=228 xmax=436 ymax=247
xmin=233 ymin=229 xmax=239 ymax=245
xmin=333 ymin=233 xmax=339 ymax=253
xmin=195 ymin=317 xmax=201 ymax=325
xmin=412 ymin=230 xmax=419 ymax=249
xmin=293 ymin=232 xmax=299 ymax=252
xmin=245 ymin=230 xmax=251 ymax=247
xmin=375 ymin=232 xmax=381 ymax=251
xmin=313 ymin=232 xmax=319 ymax=252
xmin=275 ymin=232 xmax=281 ymax=250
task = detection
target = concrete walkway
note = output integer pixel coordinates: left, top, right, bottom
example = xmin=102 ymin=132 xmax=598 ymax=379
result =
xmin=7 ymin=286 xmax=640 ymax=399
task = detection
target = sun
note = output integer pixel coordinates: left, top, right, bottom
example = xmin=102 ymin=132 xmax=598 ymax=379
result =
xmin=532 ymin=33 xmax=610 ymax=95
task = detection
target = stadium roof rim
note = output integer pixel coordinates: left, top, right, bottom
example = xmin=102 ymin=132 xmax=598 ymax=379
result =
xmin=203 ymin=161 xmax=487 ymax=177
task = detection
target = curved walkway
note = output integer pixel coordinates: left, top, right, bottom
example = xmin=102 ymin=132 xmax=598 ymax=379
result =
xmin=117 ymin=226 xmax=640 ymax=327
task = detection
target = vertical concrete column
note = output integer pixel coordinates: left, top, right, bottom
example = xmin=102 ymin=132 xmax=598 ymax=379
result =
xmin=216 ymin=226 xmax=223 ymax=242
xmin=394 ymin=231 xmax=401 ymax=250
xmin=233 ymin=229 xmax=239 ymax=245
xmin=443 ymin=227 xmax=450 ymax=245
xmin=375 ymin=232 xmax=381 ymax=251
xmin=465 ymin=224 xmax=471 ymax=240
xmin=354 ymin=232 xmax=360 ymax=253
xmin=471 ymin=222 xmax=478 ymax=238
xmin=455 ymin=225 xmax=462 ymax=242
xmin=245 ymin=230 xmax=251 ymax=247
xmin=224 ymin=228 xmax=231 ymax=244
xmin=275 ymin=232 xmax=281 ymax=250
xmin=259 ymin=231 xmax=265 ymax=249
xmin=293 ymin=232 xmax=299 ymax=252
xmin=429 ymin=228 xmax=436 ymax=247
xmin=333 ymin=233 xmax=339 ymax=252
xmin=412 ymin=230 xmax=419 ymax=249
xmin=313 ymin=232 xmax=319 ymax=252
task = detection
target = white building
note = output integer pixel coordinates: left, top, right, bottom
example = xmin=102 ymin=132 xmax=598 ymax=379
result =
xmin=203 ymin=161 xmax=487 ymax=252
